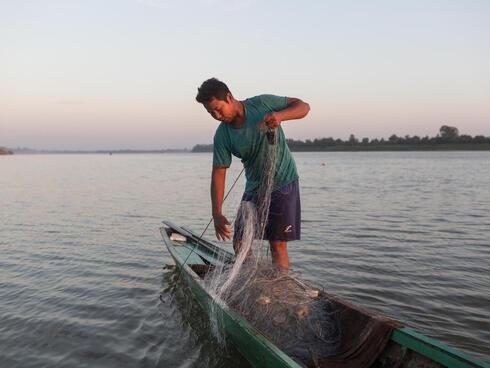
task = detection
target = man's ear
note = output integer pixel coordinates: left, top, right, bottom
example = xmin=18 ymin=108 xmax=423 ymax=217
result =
xmin=226 ymin=92 xmax=233 ymax=104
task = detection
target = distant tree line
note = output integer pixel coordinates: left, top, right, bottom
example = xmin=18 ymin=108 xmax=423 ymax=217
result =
xmin=192 ymin=126 xmax=490 ymax=152
xmin=0 ymin=147 xmax=13 ymax=155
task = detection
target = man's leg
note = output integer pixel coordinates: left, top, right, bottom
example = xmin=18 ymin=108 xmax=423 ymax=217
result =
xmin=234 ymin=239 xmax=255 ymax=261
xmin=266 ymin=180 xmax=300 ymax=271
xmin=269 ymin=241 xmax=289 ymax=270
xmin=233 ymin=239 xmax=242 ymax=255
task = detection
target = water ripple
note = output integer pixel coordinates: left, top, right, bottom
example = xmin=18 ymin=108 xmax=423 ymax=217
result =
xmin=1 ymin=152 xmax=489 ymax=365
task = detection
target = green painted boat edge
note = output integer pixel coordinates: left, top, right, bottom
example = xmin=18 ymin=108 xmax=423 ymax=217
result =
xmin=181 ymin=268 xmax=303 ymax=368
xmin=160 ymin=224 xmax=303 ymax=368
xmin=161 ymin=221 xmax=489 ymax=368
xmin=172 ymin=222 xmax=234 ymax=262
xmin=391 ymin=327 xmax=489 ymax=368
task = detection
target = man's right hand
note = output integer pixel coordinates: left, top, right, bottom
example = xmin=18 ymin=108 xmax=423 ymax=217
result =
xmin=213 ymin=214 xmax=232 ymax=241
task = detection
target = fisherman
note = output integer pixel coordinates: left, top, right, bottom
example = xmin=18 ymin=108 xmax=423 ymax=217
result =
xmin=196 ymin=78 xmax=310 ymax=270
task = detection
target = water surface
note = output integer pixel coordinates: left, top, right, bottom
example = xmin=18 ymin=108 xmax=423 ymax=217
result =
xmin=1 ymin=152 xmax=489 ymax=366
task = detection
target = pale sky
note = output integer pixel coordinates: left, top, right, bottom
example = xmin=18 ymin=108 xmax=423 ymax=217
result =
xmin=1 ymin=0 xmax=489 ymax=150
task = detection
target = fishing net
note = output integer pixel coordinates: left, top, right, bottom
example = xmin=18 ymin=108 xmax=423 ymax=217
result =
xmin=202 ymin=130 xmax=343 ymax=365
xmin=223 ymin=262 xmax=344 ymax=363
xmin=201 ymin=128 xmax=398 ymax=367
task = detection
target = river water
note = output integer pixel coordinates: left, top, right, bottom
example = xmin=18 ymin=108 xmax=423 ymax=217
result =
xmin=1 ymin=152 xmax=489 ymax=367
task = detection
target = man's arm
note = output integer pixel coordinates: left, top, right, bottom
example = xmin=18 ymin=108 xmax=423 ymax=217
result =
xmin=211 ymin=166 xmax=231 ymax=241
xmin=263 ymin=97 xmax=310 ymax=129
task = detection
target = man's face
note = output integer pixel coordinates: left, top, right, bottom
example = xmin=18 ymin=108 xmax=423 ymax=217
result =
xmin=203 ymin=95 xmax=236 ymax=124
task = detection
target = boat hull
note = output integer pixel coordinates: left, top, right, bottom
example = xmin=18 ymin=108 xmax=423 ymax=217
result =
xmin=162 ymin=224 xmax=302 ymax=368
xmin=160 ymin=221 xmax=489 ymax=368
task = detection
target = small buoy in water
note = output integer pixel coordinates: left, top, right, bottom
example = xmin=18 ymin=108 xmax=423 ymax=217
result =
xmin=256 ymin=295 xmax=271 ymax=305
xmin=295 ymin=305 xmax=310 ymax=320
xmin=321 ymin=162 xmax=326 ymax=166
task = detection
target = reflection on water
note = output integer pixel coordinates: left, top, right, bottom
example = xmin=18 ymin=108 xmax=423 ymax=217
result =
xmin=0 ymin=152 xmax=489 ymax=366
xmin=159 ymin=269 xmax=249 ymax=368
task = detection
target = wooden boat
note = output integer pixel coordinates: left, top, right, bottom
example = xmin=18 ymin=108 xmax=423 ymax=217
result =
xmin=160 ymin=221 xmax=488 ymax=368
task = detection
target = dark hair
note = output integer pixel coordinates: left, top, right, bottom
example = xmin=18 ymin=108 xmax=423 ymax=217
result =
xmin=196 ymin=78 xmax=231 ymax=103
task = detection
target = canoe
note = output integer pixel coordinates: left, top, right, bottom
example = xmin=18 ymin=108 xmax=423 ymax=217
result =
xmin=160 ymin=221 xmax=488 ymax=368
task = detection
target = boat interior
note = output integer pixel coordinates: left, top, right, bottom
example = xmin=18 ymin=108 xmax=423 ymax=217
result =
xmin=161 ymin=223 xmax=481 ymax=368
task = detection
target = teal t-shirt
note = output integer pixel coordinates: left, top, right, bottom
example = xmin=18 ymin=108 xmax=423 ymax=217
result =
xmin=213 ymin=94 xmax=298 ymax=194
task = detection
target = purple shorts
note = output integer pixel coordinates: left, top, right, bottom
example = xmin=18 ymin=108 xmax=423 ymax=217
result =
xmin=234 ymin=179 xmax=301 ymax=242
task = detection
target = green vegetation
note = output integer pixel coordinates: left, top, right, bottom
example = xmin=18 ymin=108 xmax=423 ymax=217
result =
xmin=0 ymin=147 xmax=13 ymax=155
xmin=192 ymin=125 xmax=490 ymax=152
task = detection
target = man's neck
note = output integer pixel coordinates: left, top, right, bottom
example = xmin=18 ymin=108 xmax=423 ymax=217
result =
xmin=230 ymin=100 xmax=245 ymax=128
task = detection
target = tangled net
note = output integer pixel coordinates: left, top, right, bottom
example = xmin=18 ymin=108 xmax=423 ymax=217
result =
xmin=204 ymin=129 xmax=342 ymax=366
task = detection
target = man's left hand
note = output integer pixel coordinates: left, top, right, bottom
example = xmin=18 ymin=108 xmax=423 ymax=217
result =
xmin=263 ymin=112 xmax=282 ymax=129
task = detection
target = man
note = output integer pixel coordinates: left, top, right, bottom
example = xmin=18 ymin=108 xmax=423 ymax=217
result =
xmin=196 ymin=78 xmax=310 ymax=270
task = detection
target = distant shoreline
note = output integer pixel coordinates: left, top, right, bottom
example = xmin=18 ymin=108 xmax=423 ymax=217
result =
xmin=8 ymin=149 xmax=190 ymax=155
xmin=7 ymin=145 xmax=490 ymax=154
xmin=0 ymin=148 xmax=14 ymax=155
xmin=192 ymin=143 xmax=490 ymax=153
xmin=5 ymin=126 xmax=490 ymax=154
xmin=290 ymin=143 xmax=490 ymax=152
xmin=192 ymin=126 xmax=490 ymax=152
